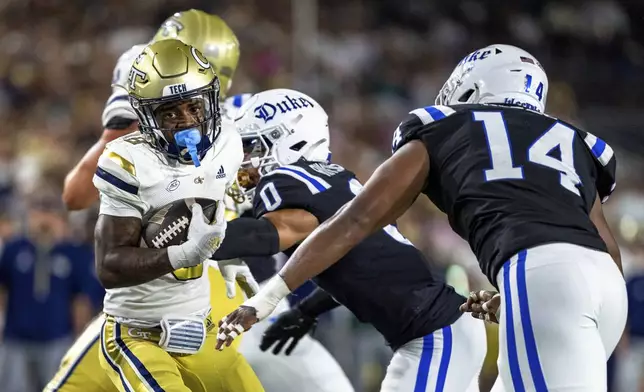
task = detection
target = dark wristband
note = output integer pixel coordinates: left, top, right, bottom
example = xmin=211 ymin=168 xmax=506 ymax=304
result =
xmin=296 ymin=288 xmax=340 ymax=318
xmin=214 ymin=217 xmax=280 ymax=260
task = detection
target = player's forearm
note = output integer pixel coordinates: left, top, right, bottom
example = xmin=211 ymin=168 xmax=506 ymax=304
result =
xmin=279 ymin=204 xmax=371 ymax=290
xmin=98 ymin=247 xmax=174 ymax=289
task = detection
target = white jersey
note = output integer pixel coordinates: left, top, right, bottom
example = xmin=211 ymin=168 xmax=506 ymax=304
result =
xmin=93 ymin=124 xmax=243 ymax=326
xmin=101 ymin=43 xmax=146 ymax=128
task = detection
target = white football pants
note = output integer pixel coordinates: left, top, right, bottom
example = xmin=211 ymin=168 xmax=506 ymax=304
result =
xmin=380 ymin=313 xmax=487 ymax=392
xmin=496 ymin=243 xmax=627 ymax=392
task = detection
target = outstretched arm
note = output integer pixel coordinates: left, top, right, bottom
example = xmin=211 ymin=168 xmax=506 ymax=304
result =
xmin=278 ymin=140 xmax=430 ymax=290
xmin=217 ymin=141 xmax=431 ymax=349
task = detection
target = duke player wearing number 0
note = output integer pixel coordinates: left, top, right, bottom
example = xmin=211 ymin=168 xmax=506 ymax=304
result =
xmin=220 ymin=93 xmax=356 ymax=392
xmin=212 ymin=88 xmax=488 ymax=392
xmin=222 ymin=44 xmax=627 ymax=391
xmin=91 ymin=39 xmax=263 ymax=391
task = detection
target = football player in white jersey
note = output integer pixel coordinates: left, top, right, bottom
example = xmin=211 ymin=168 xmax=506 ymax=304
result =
xmin=46 ymin=11 xmax=255 ymax=392
xmin=92 ymin=39 xmax=263 ymax=391
xmin=62 ymin=10 xmax=241 ymax=211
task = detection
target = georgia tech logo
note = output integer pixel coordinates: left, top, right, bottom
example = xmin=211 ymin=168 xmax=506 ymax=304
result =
xmin=128 ymin=328 xmax=153 ymax=340
xmin=128 ymin=66 xmax=147 ymax=90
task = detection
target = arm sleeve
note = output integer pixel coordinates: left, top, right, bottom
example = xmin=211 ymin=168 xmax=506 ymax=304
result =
xmin=296 ymin=287 xmax=341 ymax=317
xmin=213 ymin=217 xmax=280 ymax=260
xmin=579 ymin=131 xmax=617 ymax=203
xmin=101 ymin=45 xmax=145 ymax=129
xmin=92 ymin=142 xmax=147 ymax=218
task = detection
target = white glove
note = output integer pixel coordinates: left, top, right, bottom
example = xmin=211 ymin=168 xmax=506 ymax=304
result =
xmin=216 ymin=258 xmax=260 ymax=299
xmin=168 ymin=202 xmax=227 ymax=269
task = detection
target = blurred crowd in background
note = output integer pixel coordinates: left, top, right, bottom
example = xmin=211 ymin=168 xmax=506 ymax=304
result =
xmin=0 ymin=0 xmax=644 ymax=391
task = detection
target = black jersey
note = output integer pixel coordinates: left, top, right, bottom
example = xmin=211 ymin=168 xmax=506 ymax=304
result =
xmin=393 ymin=104 xmax=617 ymax=287
xmin=252 ymin=160 xmax=465 ymax=349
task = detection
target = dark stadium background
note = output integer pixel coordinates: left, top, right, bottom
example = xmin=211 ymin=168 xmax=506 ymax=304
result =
xmin=0 ymin=0 xmax=643 ymax=391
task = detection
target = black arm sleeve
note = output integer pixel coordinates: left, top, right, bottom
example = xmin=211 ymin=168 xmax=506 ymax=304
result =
xmin=213 ymin=217 xmax=280 ymax=260
xmin=296 ymin=287 xmax=341 ymax=318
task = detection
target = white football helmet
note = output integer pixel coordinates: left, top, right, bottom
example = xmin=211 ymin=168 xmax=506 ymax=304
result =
xmin=436 ymin=44 xmax=548 ymax=112
xmin=234 ymin=88 xmax=330 ymax=191
xmin=222 ymin=93 xmax=253 ymax=122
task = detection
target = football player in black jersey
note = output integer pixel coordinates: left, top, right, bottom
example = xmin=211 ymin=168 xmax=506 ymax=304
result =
xmin=219 ymin=46 xmax=628 ymax=392
xmin=213 ymin=88 xmax=488 ymax=391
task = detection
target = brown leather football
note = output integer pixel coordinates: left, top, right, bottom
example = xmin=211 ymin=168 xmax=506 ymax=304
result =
xmin=141 ymin=198 xmax=218 ymax=249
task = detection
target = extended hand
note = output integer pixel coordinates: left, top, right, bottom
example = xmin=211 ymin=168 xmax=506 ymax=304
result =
xmin=216 ymin=258 xmax=260 ymax=299
xmin=168 ymin=203 xmax=227 ymax=269
xmin=459 ymin=290 xmax=501 ymax=324
xmin=260 ymin=308 xmax=317 ymax=355
xmin=216 ymin=306 xmax=259 ymax=350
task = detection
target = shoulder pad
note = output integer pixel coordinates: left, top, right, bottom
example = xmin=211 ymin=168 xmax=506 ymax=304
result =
xmin=409 ymin=105 xmax=457 ymax=125
xmin=392 ymin=105 xmax=456 ymax=153
xmin=94 ymin=138 xmax=140 ymax=196
xmin=582 ymin=132 xmax=614 ymax=167
xmin=265 ymin=164 xmax=332 ymax=195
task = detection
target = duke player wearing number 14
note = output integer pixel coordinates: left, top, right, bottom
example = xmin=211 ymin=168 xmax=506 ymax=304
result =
xmin=220 ymin=45 xmax=628 ymax=392
xmin=91 ymin=39 xmax=263 ymax=391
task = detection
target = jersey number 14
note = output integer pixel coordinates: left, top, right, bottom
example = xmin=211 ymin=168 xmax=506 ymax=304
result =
xmin=475 ymin=111 xmax=582 ymax=195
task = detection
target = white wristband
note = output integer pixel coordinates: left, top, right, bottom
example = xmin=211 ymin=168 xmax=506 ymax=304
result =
xmin=244 ymin=274 xmax=291 ymax=320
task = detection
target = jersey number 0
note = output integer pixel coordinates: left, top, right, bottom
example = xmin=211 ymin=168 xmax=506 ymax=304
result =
xmin=475 ymin=111 xmax=582 ymax=196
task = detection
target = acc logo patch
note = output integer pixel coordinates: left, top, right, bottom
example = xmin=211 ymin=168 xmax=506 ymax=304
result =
xmin=166 ymin=179 xmax=180 ymax=192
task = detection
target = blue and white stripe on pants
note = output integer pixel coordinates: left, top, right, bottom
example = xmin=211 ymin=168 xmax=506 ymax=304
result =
xmin=380 ymin=313 xmax=486 ymax=392
xmin=496 ymin=243 xmax=627 ymax=392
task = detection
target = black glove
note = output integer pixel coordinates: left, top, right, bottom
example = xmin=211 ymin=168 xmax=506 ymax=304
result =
xmin=259 ymin=308 xmax=317 ymax=355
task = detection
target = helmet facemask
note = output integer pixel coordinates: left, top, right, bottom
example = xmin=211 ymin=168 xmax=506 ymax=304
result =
xmin=130 ymin=78 xmax=221 ymax=166
xmin=435 ymin=62 xmax=476 ymax=106
xmin=237 ymin=123 xmax=293 ymax=195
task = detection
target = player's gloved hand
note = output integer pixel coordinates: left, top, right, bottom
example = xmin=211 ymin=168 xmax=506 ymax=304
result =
xmin=215 ymin=258 xmax=260 ymax=299
xmin=260 ymin=308 xmax=317 ymax=355
xmin=168 ymin=202 xmax=227 ymax=269
xmin=459 ymin=290 xmax=501 ymax=324
xmin=216 ymin=275 xmax=291 ymax=351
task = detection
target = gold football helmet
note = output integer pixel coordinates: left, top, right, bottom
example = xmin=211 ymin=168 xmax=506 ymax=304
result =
xmin=153 ymin=9 xmax=240 ymax=97
xmin=126 ymin=39 xmax=221 ymax=166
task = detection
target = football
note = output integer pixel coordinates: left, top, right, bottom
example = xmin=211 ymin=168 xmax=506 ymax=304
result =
xmin=141 ymin=198 xmax=218 ymax=249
